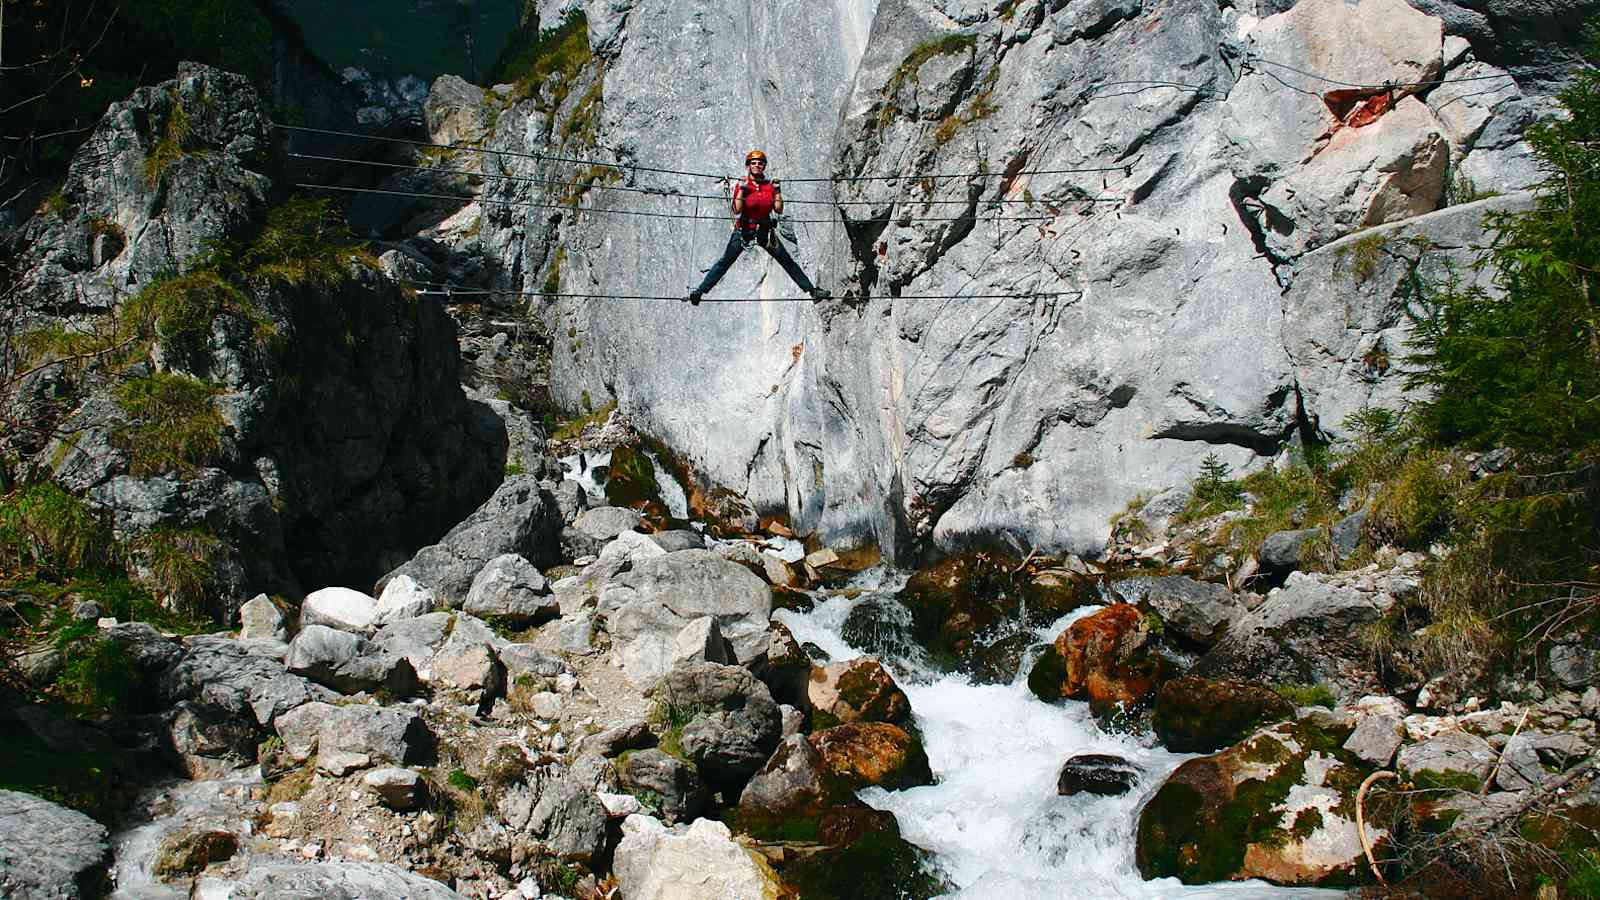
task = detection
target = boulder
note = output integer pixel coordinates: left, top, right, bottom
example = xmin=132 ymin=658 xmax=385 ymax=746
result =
xmin=300 ymin=586 xmax=380 ymax=635
xmin=573 ymin=506 xmax=643 ymax=541
xmin=152 ymin=828 xmax=238 ymax=879
xmin=285 ymin=625 xmax=418 ymax=696
xmin=159 ymin=635 xmax=337 ymax=729
xmin=747 ymin=622 xmax=812 ymax=709
xmin=736 ymin=735 xmax=841 ymax=826
xmin=810 ymin=722 xmax=933 ymax=792
xmin=1343 ymin=713 xmax=1404 ymax=767
xmin=0 ymin=790 xmax=110 ymax=899
xmin=670 ymin=615 xmax=735 ymax=668
xmin=524 ymin=777 xmax=609 ymax=862
xmin=618 ymin=748 xmax=709 ymax=823
xmin=238 ymin=594 xmax=289 ymax=641
xmin=99 ymin=621 xmax=184 ymax=673
xmin=1153 ymin=677 xmax=1296 ymax=753
xmin=598 ymin=549 xmax=774 ymax=686
xmin=199 ymin=862 xmax=468 ymax=898
xmin=1396 ymin=730 xmax=1497 ymax=787
xmin=368 ymin=612 xmax=453 ymax=671
xmin=1028 ymin=604 xmax=1172 ymax=713
xmin=376 ymin=476 xmax=562 ymax=606
xmin=363 ymin=767 xmax=427 ymax=810
xmin=374 ymin=575 xmax=436 ymax=625
xmin=1137 ymin=719 xmax=1381 ymax=886
xmin=613 ymin=816 xmax=784 ymax=900
xmin=1112 ymin=575 xmax=1248 ymax=646
xmin=1258 ymin=528 xmax=1323 ymax=576
xmin=650 ymin=530 xmax=706 ymax=552
xmin=807 ymin=658 xmax=913 ymax=729
xmin=1057 ymin=754 xmax=1142 ymax=797
xmin=1191 ymin=572 xmax=1401 ymax=698
xmin=653 ymin=662 xmax=783 ymax=789
xmin=272 ymin=702 xmax=434 ymax=773
xmin=580 ymin=721 xmax=656 ymax=758
xmin=497 ymin=644 xmax=568 ymax=683
xmin=462 ymin=553 xmax=557 ymax=627
xmin=423 ymin=74 xmax=488 ymax=146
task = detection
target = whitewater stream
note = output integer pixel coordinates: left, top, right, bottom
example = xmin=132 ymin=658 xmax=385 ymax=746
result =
xmin=777 ymin=570 xmax=1342 ymax=900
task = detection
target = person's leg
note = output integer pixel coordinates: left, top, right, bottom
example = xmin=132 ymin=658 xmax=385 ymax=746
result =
xmin=690 ymin=231 xmax=746 ymax=300
xmin=760 ymin=232 xmax=821 ymax=295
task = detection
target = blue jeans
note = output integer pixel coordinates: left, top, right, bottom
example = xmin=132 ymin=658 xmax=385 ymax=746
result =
xmin=693 ymin=225 xmax=817 ymax=296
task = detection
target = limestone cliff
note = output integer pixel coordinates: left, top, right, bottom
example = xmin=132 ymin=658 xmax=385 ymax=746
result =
xmin=444 ymin=0 xmax=1569 ymax=562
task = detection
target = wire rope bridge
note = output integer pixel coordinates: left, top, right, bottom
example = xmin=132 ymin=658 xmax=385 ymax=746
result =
xmin=273 ymin=123 xmax=1126 ymax=305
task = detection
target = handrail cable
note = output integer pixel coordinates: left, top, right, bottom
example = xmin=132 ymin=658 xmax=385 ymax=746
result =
xmin=400 ymin=278 xmax=1082 ymax=303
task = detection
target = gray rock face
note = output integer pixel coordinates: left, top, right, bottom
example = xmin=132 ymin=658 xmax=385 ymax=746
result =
xmin=653 ymin=662 xmax=783 ymax=788
xmin=376 ymin=476 xmax=563 ymax=606
xmin=0 ymin=790 xmax=110 ymax=899
xmin=597 ymin=549 xmax=774 ymax=686
xmin=238 ymin=594 xmax=290 ymax=641
xmin=1191 ymin=571 xmax=1402 ymax=696
xmin=1258 ymin=529 xmax=1322 ymax=575
xmin=619 ymin=748 xmax=709 ymax=824
xmin=1111 ymin=575 xmax=1247 ymax=646
xmin=573 ymin=506 xmax=643 ymax=541
xmin=462 ymin=553 xmax=557 ymax=627
xmin=1343 ymin=714 xmax=1404 ymax=767
xmin=15 ymin=70 xmax=505 ymax=611
xmin=504 ymin=777 xmax=609 ymax=863
xmin=433 ymin=0 xmax=1551 ymax=565
xmin=300 ymin=587 xmax=380 ymax=634
xmin=1548 ymin=637 xmax=1597 ymax=690
xmin=370 ymin=611 xmax=454 ymax=670
xmin=613 ymin=816 xmax=784 ymax=900
xmin=199 ymin=862 xmax=467 ymax=899
xmin=363 ymin=767 xmax=427 ymax=810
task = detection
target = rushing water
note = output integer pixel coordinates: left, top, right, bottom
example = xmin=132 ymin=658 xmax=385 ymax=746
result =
xmin=777 ymin=580 xmax=1341 ymax=900
xmin=110 ymin=770 xmax=263 ymax=899
xmin=559 ymin=449 xmax=689 ymax=521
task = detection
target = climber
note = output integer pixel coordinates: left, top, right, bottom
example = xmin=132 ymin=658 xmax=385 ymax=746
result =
xmin=685 ymin=149 xmax=831 ymax=305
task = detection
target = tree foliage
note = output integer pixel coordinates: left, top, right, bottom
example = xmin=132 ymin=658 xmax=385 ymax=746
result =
xmin=1405 ymin=34 xmax=1600 ymax=450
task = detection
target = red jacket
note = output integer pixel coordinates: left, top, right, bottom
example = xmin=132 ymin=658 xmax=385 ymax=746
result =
xmin=735 ymin=177 xmax=778 ymax=230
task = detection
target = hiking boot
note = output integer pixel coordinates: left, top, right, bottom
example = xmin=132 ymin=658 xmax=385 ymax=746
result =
xmin=810 ymin=287 xmax=831 ymax=302
xmin=686 ymin=289 xmax=703 ymax=306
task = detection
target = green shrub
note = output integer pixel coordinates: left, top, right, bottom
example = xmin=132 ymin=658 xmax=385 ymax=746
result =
xmin=56 ymin=637 xmax=140 ymax=713
xmin=234 ymin=197 xmax=366 ymax=287
xmin=492 ymin=11 xmax=592 ymax=111
xmin=447 ymin=768 xmax=479 ymax=792
xmin=0 ymin=483 xmax=110 ymax=574
xmin=1369 ymin=449 xmax=1469 ymax=547
xmin=127 ymin=527 xmax=224 ymax=616
xmin=120 ymin=270 xmax=270 ymax=372
xmin=143 ymin=94 xmax=191 ymax=186
xmin=1271 ymin=683 xmax=1336 ymax=708
xmin=111 ymin=373 xmax=226 ymax=476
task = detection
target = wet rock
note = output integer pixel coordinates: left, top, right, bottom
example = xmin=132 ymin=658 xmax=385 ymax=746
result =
xmin=376 ymin=476 xmax=563 ymax=606
xmin=363 ymin=767 xmax=427 ymax=810
xmin=1153 ymin=677 xmax=1295 ymax=753
xmin=613 ymin=816 xmax=784 ymax=899
xmin=598 ymin=549 xmax=773 ymax=685
xmin=967 ymin=631 xmax=1035 ymax=686
xmin=152 ymin=828 xmax=238 ymax=880
xmin=238 ymin=594 xmax=290 ymax=641
xmin=300 ymin=586 xmax=380 ymax=634
xmin=0 ymin=789 xmax=110 ymax=899
xmin=200 ymin=861 xmax=468 ymax=898
xmin=374 ymin=574 xmax=437 ymax=625
xmin=1136 ymin=719 xmax=1378 ymax=886
xmin=807 ymin=658 xmax=913 ymax=729
xmin=893 ymin=552 xmax=1095 ymax=672
xmin=618 ymin=748 xmax=709 ymax=823
xmin=1057 ymin=754 xmax=1142 ymax=797
xmin=164 ymin=701 xmax=262 ymax=778
xmin=462 ymin=553 xmax=557 ymax=627
xmin=839 ymin=596 xmax=921 ymax=664
xmin=1113 ymin=575 xmax=1249 ymax=646
xmin=737 ymin=735 xmax=839 ymax=824
xmin=1029 ymin=604 xmax=1173 ymax=714
xmin=285 ymin=625 xmax=418 ymax=696
xmin=811 ymin=722 xmax=933 ymax=792
xmin=653 ymin=661 xmax=783 ymax=789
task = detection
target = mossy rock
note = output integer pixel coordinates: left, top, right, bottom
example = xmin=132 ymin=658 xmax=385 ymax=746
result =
xmin=895 ymin=552 xmax=1096 ymax=674
xmin=153 ymin=828 xmax=238 ymax=879
xmin=781 ymin=830 xmax=949 ymax=900
xmin=604 ymin=446 xmax=669 ymax=523
xmin=1135 ymin=720 xmax=1377 ymax=887
xmin=1026 ymin=644 xmax=1068 ymax=702
xmin=1152 ymin=676 xmax=1296 ymax=753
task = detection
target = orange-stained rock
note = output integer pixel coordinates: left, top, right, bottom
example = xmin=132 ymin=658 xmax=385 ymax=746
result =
xmin=807 ymin=658 xmax=911 ymax=728
xmin=1028 ymin=603 xmax=1172 ymax=713
xmin=810 ymin=722 xmax=933 ymax=792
